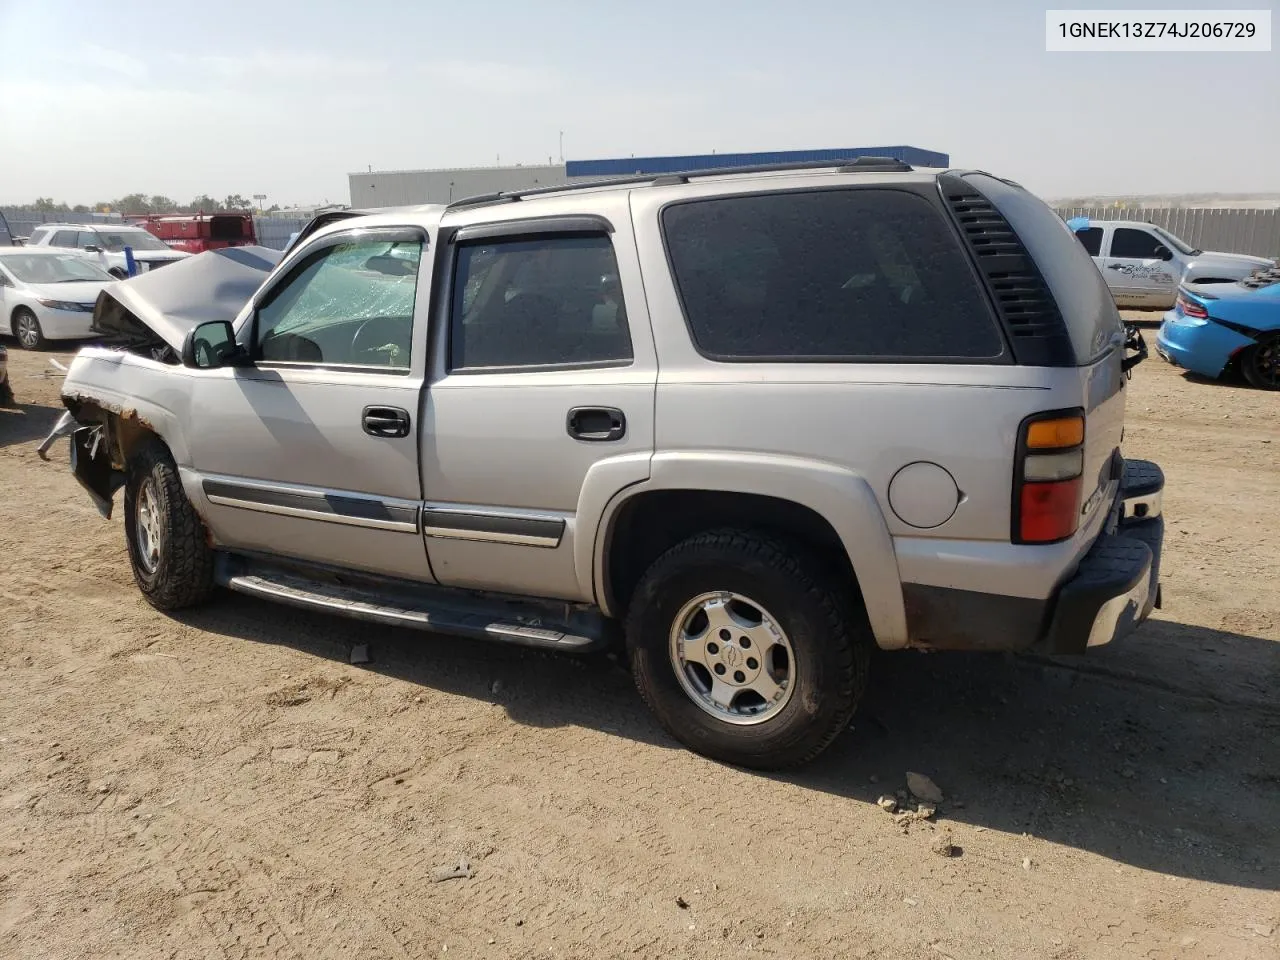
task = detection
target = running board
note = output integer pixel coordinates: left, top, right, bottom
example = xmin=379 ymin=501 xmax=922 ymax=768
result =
xmin=221 ymin=567 xmax=607 ymax=653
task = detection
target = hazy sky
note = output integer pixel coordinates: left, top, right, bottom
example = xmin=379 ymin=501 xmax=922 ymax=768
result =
xmin=0 ymin=0 xmax=1275 ymax=207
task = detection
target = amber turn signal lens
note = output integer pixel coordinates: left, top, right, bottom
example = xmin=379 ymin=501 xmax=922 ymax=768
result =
xmin=1026 ymin=416 xmax=1084 ymax=450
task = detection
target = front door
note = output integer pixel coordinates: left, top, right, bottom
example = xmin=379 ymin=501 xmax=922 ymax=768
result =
xmin=186 ymin=227 xmax=435 ymax=582
xmin=1104 ymin=226 xmax=1178 ymax=307
xmin=420 ymin=202 xmax=656 ymax=603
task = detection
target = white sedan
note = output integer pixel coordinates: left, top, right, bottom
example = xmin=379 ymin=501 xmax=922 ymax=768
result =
xmin=0 ymin=248 xmax=114 ymax=349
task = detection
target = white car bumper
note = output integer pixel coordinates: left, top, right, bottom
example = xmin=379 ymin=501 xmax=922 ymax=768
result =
xmin=35 ymin=305 xmax=97 ymax=341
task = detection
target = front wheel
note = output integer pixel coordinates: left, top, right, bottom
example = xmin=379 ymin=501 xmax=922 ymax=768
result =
xmin=626 ymin=529 xmax=870 ymax=770
xmin=12 ymin=308 xmax=46 ymax=350
xmin=1241 ymin=335 xmax=1280 ymax=390
xmin=124 ymin=442 xmax=216 ymax=610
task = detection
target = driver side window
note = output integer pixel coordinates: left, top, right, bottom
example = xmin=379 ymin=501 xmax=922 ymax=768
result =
xmin=255 ymin=236 xmax=423 ymax=369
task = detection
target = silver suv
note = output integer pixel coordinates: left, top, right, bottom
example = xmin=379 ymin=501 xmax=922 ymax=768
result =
xmin=52 ymin=159 xmax=1165 ymax=769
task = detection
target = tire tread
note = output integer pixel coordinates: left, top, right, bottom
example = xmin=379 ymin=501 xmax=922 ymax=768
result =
xmin=626 ymin=527 xmax=870 ymax=769
xmin=125 ymin=441 xmax=215 ymax=610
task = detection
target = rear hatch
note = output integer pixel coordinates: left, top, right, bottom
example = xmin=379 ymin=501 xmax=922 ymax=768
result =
xmin=940 ymin=172 xmax=1128 ymax=539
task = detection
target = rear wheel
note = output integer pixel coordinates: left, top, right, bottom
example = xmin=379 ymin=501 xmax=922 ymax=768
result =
xmin=626 ymin=529 xmax=870 ymax=770
xmin=124 ymin=441 xmax=216 ymax=610
xmin=12 ymin=308 xmax=46 ymax=350
xmin=1242 ymin=335 xmax=1280 ymax=390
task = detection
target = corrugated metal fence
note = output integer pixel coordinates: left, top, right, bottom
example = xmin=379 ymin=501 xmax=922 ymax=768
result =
xmin=1055 ymin=207 xmax=1280 ymax=260
xmin=2 ymin=210 xmax=309 ymax=250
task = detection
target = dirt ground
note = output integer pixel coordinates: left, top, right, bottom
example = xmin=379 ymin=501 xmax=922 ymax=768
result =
xmin=1 ymin=322 xmax=1277 ymax=960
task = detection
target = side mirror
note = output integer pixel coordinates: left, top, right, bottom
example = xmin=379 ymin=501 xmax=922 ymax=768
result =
xmin=83 ymin=244 xmax=101 ymax=253
xmin=1153 ymin=244 xmax=1173 ymax=261
xmin=182 ymin=320 xmax=250 ymax=369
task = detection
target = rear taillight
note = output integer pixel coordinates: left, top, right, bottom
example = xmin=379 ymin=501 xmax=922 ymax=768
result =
xmin=1014 ymin=411 xmax=1085 ymax=544
xmin=1176 ymin=293 xmax=1208 ymax=319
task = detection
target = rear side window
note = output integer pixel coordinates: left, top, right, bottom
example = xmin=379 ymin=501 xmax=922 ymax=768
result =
xmin=450 ymin=234 xmax=632 ymax=370
xmin=1110 ymin=228 xmax=1163 ymax=259
xmin=51 ymin=230 xmax=78 ymax=248
xmin=1075 ymin=227 xmax=1103 ymax=256
xmin=661 ymin=189 xmax=1004 ymax=361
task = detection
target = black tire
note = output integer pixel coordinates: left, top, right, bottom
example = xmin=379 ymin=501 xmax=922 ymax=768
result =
xmin=1241 ymin=335 xmax=1280 ymax=390
xmin=626 ymin=529 xmax=870 ymax=770
xmin=108 ymin=267 xmax=128 ymax=279
xmin=124 ymin=441 xmax=216 ymax=610
xmin=12 ymin=308 xmax=46 ymax=350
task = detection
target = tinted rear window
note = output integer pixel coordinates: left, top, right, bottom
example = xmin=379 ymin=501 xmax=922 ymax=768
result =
xmin=661 ymin=188 xmax=1005 ymax=362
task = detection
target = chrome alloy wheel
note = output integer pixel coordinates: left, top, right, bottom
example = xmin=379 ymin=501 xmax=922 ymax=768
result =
xmin=668 ymin=591 xmax=796 ymax=725
xmin=135 ymin=478 xmax=164 ymax=574
xmin=15 ymin=312 xmax=39 ymax=349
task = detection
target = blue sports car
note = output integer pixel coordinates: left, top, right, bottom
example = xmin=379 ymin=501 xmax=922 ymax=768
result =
xmin=1155 ymin=266 xmax=1280 ymax=390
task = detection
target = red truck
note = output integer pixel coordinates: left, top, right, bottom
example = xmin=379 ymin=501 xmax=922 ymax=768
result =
xmin=128 ymin=212 xmax=257 ymax=254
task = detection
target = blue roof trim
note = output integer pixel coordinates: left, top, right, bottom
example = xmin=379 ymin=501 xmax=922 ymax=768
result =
xmin=566 ymin=146 xmax=949 ymax=178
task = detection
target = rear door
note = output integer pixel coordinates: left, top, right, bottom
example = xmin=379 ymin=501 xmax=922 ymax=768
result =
xmin=1105 ymin=226 xmax=1178 ymax=307
xmin=419 ymin=197 xmax=656 ymax=602
xmin=186 ymin=226 xmax=435 ymax=581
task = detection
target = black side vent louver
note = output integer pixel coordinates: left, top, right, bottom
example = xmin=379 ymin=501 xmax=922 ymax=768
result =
xmin=938 ymin=174 xmax=1073 ymax=367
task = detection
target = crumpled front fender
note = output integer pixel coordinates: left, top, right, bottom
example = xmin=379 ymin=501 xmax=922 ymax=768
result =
xmin=69 ymin=425 xmax=126 ymax=519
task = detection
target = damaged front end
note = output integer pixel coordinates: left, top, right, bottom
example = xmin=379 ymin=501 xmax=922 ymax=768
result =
xmin=69 ymin=421 xmax=126 ymax=518
xmin=42 ymin=391 xmax=155 ymax=519
xmin=39 ymin=244 xmax=283 ymax=517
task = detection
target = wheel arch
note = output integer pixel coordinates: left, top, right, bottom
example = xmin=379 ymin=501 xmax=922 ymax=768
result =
xmin=64 ymin=394 xmax=190 ymax=471
xmin=10 ymin=303 xmax=35 ymax=333
xmin=591 ymin=452 xmax=908 ymax=649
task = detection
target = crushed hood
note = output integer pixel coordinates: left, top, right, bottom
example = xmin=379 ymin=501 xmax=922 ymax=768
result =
xmin=92 ymin=244 xmax=282 ymax=349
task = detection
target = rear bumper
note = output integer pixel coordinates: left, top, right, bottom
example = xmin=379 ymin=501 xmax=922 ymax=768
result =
xmin=901 ymin=458 xmax=1165 ymax=654
xmin=1155 ymin=313 xmax=1253 ymax=378
xmin=1036 ymin=458 xmax=1164 ymax=654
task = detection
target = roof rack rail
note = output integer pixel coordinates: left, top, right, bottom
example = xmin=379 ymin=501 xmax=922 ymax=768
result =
xmin=445 ymin=156 xmax=916 ymax=211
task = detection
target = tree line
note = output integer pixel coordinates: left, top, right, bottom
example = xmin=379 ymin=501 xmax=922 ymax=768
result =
xmin=23 ymin=194 xmax=279 ymax=215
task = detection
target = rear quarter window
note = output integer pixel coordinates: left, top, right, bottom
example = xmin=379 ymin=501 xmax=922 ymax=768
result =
xmin=660 ymin=188 xmax=1006 ymax=362
xmin=962 ymin=174 xmax=1122 ymax=365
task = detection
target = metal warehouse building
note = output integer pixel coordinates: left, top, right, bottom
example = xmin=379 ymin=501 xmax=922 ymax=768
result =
xmin=348 ymin=146 xmax=949 ymax=208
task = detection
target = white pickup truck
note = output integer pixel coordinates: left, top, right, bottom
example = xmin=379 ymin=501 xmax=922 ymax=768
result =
xmin=1068 ymin=218 xmax=1273 ymax=309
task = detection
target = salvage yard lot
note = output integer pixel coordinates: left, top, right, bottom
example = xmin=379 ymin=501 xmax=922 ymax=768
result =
xmin=1 ymin=327 xmax=1277 ymax=960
